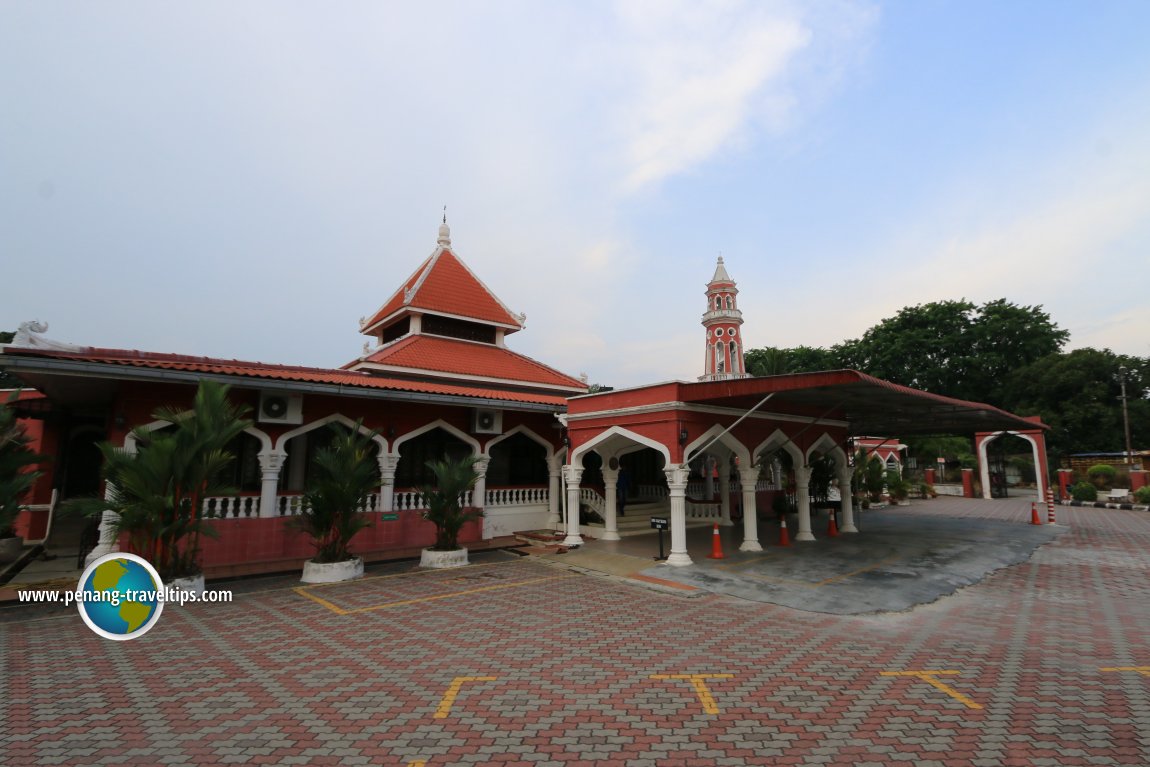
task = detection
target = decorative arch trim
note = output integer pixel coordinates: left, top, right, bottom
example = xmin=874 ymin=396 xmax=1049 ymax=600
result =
xmin=684 ymin=424 xmax=751 ymax=465
xmin=570 ymin=426 xmax=673 ymax=468
xmin=273 ymin=413 xmax=386 ymax=453
xmin=753 ymin=429 xmax=804 ymax=466
xmin=483 ymin=424 xmax=555 ymax=460
xmin=392 ymin=419 xmax=481 ymax=455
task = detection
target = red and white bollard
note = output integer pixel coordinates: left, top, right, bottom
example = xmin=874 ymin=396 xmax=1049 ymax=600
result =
xmin=1047 ymin=497 xmax=1056 ymax=525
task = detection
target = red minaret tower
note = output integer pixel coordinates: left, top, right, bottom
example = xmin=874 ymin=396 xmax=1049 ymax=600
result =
xmin=700 ymin=256 xmax=749 ymax=380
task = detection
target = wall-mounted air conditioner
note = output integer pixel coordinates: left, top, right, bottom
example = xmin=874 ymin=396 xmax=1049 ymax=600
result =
xmin=472 ymin=408 xmax=503 ymax=435
xmin=258 ymin=392 xmax=303 ymax=425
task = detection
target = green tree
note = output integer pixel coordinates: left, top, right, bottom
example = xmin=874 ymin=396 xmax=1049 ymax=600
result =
xmin=1002 ymin=348 xmax=1149 ymax=465
xmin=291 ymin=421 xmax=379 ymax=563
xmin=1 ymin=391 xmax=46 ymax=537
xmin=745 ymin=345 xmax=844 ymax=376
xmin=420 ymin=454 xmax=482 ymax=551
xmin=845 ymin=299 xmax=1068 ymax=404
xmin=80 ymin=381 xmax=251 ymax=580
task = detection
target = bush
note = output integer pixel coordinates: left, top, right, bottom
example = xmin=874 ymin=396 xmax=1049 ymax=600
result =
xmin=1087 ymin=464 xmax=1117 ymax=490
xmin=1134 ymin=486 xmax=1150 ymax=505
xmin=1071 ymin=481 xmax=1098 ymax=502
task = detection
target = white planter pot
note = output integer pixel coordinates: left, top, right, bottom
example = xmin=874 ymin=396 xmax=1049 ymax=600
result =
xmin=419 ymin=547 xmax=469 ymax=569
xmin=301 ymin=557 xmax=364 ymax=584
xmin=0 ymin=535 xmax=25 ymax=564
xmin=165 ymin=573 xmax=205 ymax=597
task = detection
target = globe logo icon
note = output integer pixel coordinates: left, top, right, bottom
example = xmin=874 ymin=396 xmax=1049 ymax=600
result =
xmin=76 ymin=553 xmax=165 ymax=641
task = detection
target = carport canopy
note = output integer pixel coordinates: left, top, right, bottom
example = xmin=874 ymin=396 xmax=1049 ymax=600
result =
xmin=661 ymin=369 xmax=1045 ymax=437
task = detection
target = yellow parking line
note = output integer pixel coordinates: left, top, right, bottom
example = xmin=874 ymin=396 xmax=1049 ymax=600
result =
xmin=296 ymin=574 xmax=576 ymax=615
xmin=650 ymin=673 xmax=734 ymax=714
xmin=881 ymin=670 xmax=982 ymax=709
xmin=435 ymin=676 xmax=498 ymax=719
xmin=1100 ymin=666 xmax=1150 ymax=677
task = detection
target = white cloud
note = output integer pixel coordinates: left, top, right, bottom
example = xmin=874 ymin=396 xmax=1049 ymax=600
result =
xmin=612 ymin=0 xmax=812 ymax=191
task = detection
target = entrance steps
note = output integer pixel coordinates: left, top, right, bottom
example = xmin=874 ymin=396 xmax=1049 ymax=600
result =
xmin=586 ymin=502 xmax=717 ymax=538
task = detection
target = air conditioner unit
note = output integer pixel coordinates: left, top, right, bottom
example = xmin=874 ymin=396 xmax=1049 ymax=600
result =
xmin=258 ymin=393 xmax=303 ymax=425
xmin=472 ymin=408 xmax=503 ymax=435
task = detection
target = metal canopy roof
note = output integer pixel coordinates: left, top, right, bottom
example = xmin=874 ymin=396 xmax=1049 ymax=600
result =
xmin=588 ymin=370 xmax=1044 ymax=436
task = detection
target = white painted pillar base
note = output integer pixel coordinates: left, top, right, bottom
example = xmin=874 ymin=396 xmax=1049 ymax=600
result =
xmin=85 ymin=509 xmax=121 ymax=566
xmin=719 ymin=457 xmax=733 ymax=527
xmin=738 ymin=468 xmax=762 ymax=551
xmin=795 ymin=466 xmax=815 ymax=541
xmin=602 ymin=467 xmax=621 ymax=541
xmin=546 ymin=463 xmax=562 ymax=530
xmin=562 ymin=465 xmax=584 ymax=547
xmin=665 ymin=466 xmax=693 ymax=566
xmin=838 ymin=469 xmax=858 ymax=533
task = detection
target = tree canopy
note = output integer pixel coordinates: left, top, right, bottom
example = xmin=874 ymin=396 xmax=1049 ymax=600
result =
xmin=744 ymin=299 xmax=1145 ymax=463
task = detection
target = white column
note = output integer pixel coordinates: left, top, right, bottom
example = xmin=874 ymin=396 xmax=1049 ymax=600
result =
xmin=378 ymin=452 xmax=400 ymax=512
xmin=978 ymin=436 xmax=993 ymax=500
xmin=665 ymin=465 xmax=693 ymax=566
xmin=838 ymin=466 xmax=858 ymax=533
xmin=719 ymin=456 xmax=733 ymax=527
xmin=738 ymin=467 xmax=762 ymax=551
xmin=257 ymin=450 xmax=286 ymax=518
xmin=473 ymin=457 xmax=489 ymax=512
xmin=795 ymin=465 xmax=815 ymax=541
xmin=85 ymin=483 xmax=122 ymax=566
xmin=602 ymin=467 xmax=621 ymax=541
xmin=547 ymin=460 xmax=562 ymax=531
xmin=562 ymin=465 xmax=584 ymax=547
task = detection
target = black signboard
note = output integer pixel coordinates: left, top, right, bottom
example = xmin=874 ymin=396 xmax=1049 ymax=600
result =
xmin=650 ymin=516 xmax=669 ymax=530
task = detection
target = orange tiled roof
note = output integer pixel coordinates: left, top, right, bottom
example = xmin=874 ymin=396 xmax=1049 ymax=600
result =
xmin=1 ymin=347 xmax=571 ymax=407
xmin=352 ymin=335 xmax=587 ymax=392
xmin=362 ymin=248 xmax=523 ymax=334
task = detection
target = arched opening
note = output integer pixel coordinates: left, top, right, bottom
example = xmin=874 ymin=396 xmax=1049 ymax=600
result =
xmin=396 ymin=427 xmax=472 ymax=490
xmin=486 ymin=432 xmax=548 ymax=487
xmin=280 ymin=422 xmax=381 ymax=493
xmin=981 ymin=432 xmax=1037 ymax=499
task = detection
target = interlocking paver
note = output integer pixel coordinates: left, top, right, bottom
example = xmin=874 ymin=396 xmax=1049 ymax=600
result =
xmin=3 ymin=499 xmax=1150 ymax=765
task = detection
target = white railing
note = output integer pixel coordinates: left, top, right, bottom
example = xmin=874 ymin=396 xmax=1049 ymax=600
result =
xmin=686 ymin=499 xmax=722 ymax=520
xmin=207 ymin=486 xmax=544 ymax=519
xmin=636 ymin=484 xmax=668 ymax=501
xmin=579 ymin=487 xmax=605 ymax=514
xmin=486 ymin=487 xmax=548 ymax=507
xmin=203 ymin=496 xmax=261 ymax=519
xmin=757 ymin=479 xmax=781 ymax=492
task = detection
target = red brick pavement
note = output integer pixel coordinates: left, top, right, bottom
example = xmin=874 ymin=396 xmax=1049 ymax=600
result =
xmin=3 ymin=500 xmax=1150 ymax=766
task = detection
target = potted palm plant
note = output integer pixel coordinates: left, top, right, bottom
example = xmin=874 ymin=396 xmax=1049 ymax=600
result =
xmin=0 ymin=391 xmax=44 ymax=563
xmin=291 ymin=421 xmax=379 ymax=583
xmin=419 ymin=454 xmax=482 ymax=569
xmin=81 ymin=381 xmax=250 ymax=591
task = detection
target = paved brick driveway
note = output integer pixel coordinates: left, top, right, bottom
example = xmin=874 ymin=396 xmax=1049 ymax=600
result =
xmin=3 ymin=500 xmax=1149 ymax=766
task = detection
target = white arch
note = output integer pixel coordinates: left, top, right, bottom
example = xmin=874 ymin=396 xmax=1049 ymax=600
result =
xmin=273 ymin=413 xmax=386 ymax=454
xmin=122 ymin=413 xmax=271 ymax=455
xmin=684 ymin=424 xmax=751 ymax=466
xmin=978 ymin=430 xmax=1045 ymax=502
xmin=392 ymin=418 xmax=481 ymax=455
xmin=805 ymin=432 xmax=847 ymax=467
xmin=570 ymin=425 xmax=672 ymax=468
xmin=753 ymin=428 xmax=804 ymax=467
xmin=483 ymin=424 xmax=555 ymax=461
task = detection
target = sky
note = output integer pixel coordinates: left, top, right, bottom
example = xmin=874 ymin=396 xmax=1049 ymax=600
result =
xmin=2 ymin=1 xmax=1149 ymax=389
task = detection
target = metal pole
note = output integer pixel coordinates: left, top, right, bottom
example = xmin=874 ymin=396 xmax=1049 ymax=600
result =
xmin=1120 ymin=366 xmax=1134 ymax=466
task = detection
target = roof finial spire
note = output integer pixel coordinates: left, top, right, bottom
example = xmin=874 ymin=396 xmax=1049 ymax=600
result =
xmin=437 ymin=206 xmax=451 ymax=247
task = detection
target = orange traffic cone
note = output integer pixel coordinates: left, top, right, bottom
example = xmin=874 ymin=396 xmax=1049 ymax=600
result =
xmin=827 ymin=510 xmax=839 ymax=538
xmin=1030 ymin=502 xmax=1041 ymax=525
xmin=778 ymin=516 xmax=791 ymax=547
xmin=707 ymin=522 xmax=725 ymax=559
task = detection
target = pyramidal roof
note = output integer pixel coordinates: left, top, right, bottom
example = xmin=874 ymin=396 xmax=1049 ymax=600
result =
xmin=360 ymin=222 xmax=524 ymax=336
xmin=709 ymin=255 xmax=733 ymax=285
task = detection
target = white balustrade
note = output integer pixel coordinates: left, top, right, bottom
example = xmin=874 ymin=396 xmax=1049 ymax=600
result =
xmin=202 ymin=496 xmax=261 ymax=519
xmin=485 ymin=486 xmax=548 ymax=507
xmin=636 ymin=484 xmax=668 ymax=501
xmin=686 ymin=499 xmax=722 ymax=520
xmin=579 ymin=487 xmax=606 ymax=514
